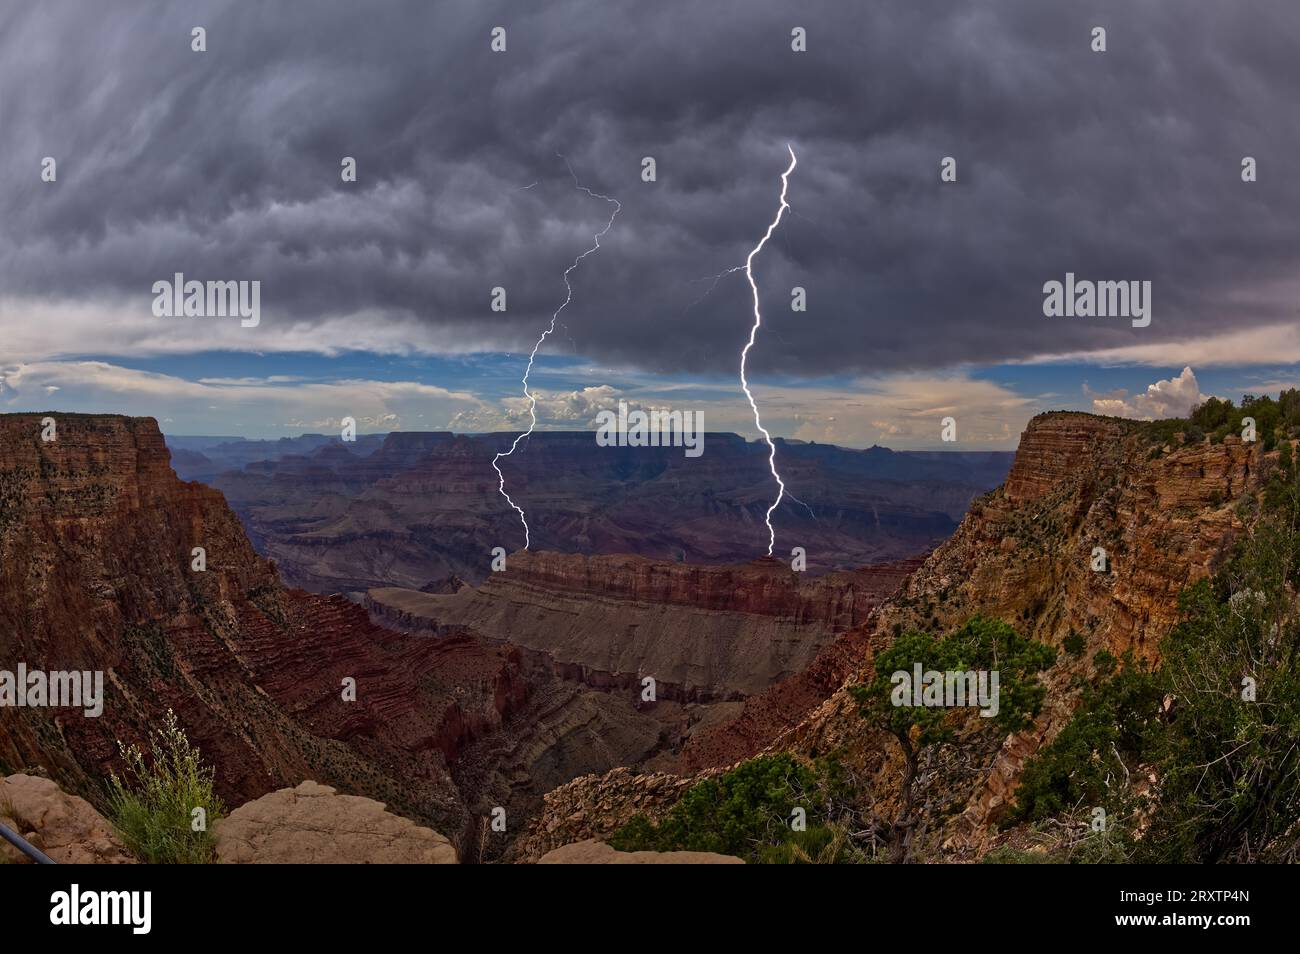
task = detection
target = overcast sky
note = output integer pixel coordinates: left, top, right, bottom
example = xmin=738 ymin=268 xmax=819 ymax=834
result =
xmin=3 ymin=0 xmax=1299 ymax=445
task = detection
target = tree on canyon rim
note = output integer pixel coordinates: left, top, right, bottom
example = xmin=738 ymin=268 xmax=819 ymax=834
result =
xmin=850 ymin=617 xmax=1056 ymax=863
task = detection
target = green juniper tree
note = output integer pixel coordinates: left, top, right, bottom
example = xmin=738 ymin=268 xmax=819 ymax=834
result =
xmin=850 ymin=617 xmax=1055 ymax=862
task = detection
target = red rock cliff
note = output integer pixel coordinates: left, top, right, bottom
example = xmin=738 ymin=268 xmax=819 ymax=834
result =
xmin=0 ymin=413 xmax=525 ymax=841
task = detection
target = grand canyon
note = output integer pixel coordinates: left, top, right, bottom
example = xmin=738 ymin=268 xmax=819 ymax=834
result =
xmin=4 ymin=400 xmax=1295 ymax=865
xmin=7 ymin=6 xmax=1298 ymax=943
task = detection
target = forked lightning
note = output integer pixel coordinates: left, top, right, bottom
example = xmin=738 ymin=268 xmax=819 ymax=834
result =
xmin=493 ymin=161 xmax=621 ymax=548
xmin=740 ymin=144 xmax=797 ymax=556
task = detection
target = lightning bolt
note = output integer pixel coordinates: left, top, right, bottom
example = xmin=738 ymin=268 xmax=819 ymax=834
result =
xmin=493 ymin=160 xmax=620 ymax=549
xmin=740 ymin=144 xmax=797 ymax=557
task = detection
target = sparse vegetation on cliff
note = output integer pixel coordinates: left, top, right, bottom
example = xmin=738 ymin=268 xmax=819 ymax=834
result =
xmin=1008 ymin=653 xmax=1161 ymax=826
xmin=610 ymin=619 xmax=1059 ymax=864
xmin=1142 ymin=439 xmax=1300 ymax=862
xmin=1011 ymin=436 xmax=1300 ymax=862
xmin=1144 ymin=388 xmax=1300 ymax=450
xmin=608 ymin=754 xmax=861 ymax=863
xmin=849 ymin=616 xmax=1057 ymax=862
xmin=107 ymin=710 xmax=225 ymax=864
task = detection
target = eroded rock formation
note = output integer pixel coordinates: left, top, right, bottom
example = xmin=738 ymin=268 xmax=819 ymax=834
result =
xmin=366 ymin=551 xmax=917 ymax=700
xmin=0 ymin=414 xmax=524 ymax=844
xmin=520 ymin=413 xmax=1267 ymax=859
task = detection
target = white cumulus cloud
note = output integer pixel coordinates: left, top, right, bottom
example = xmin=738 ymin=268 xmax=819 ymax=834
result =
xmin=1089 ymin=366 xmax=1205 ymax=420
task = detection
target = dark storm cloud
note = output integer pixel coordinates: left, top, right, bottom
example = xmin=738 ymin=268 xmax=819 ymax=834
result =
xmin=3 ymin=0 xmax=1300 ymax=374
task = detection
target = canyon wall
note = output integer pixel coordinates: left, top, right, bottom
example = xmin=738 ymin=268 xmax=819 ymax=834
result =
xmin=520 ymin=412 xmax=1265 ymax=857
xmin=366 ymin=551 xmax=917 ymax=700
xmin=0 ymin=414 xmax=525 ymax=842
xmin=785 ymin=412 xmax=1258 ymax=852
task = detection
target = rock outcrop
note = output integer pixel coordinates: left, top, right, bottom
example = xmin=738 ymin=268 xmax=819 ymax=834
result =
xmin=780 ymin=412 xmax=1261 ymax=852
xmin=537 ymin=839 xmax=742 ymax=864
xmin=214 ymin=781 xmax=457 ymax=864
xmin=904 ymin=412 xmax=1252 ymax=662
xmin=0 ymin=773 xmax=135 ymax=864
xmin=513 ymin=766 xmax=703 ymax=862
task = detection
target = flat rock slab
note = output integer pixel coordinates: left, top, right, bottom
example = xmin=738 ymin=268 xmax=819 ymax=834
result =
xmin=0 ymin=774 xmax=136 ymax=864
xmin=215 ymin=781 xmax=457 ymax=864
xmin=537 ymin=839 xmax=743 ymax=864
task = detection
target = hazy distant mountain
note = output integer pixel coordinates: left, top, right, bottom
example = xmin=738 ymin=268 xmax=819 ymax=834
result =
xmin=167 ymin=433 xmax=385 ymax=483
xmin=186 ymin=430 xmax=1013 ymax=590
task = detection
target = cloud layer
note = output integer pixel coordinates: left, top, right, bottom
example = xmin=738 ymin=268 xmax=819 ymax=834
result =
xmin=4 ymin=1 xmax=1300 ymax=377
xmin=0 ymin=361 xmax=485 ymax=436
xmin=0 ymin=358 xmax=1037 ymax=448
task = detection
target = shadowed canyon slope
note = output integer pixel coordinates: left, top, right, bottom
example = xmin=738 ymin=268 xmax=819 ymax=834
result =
xmin=183 ymin=430 xmax=1010 ymax=591
xmin=364 ymin=550 xmax=916 ymax=853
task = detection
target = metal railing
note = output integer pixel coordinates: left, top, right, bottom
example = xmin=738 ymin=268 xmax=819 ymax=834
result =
xmin=0 ymin=820 xmax=57 ymax=864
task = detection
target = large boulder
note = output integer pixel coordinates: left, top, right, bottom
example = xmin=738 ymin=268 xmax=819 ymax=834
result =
xmin=0 ymin=774 xmax=136 ymax=864
xmin=214 ymin=781 xmax=457 ymax=864
xmin=537 ymin=839 xmax=743 ymax=864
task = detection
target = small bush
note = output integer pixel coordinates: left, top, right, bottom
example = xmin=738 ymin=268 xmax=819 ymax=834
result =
xmin=1008 ymin=655 xmax=1160 ymax=824
xmin=107 ymin=710 xmax=224 ymax=864
xmin=608 ymin=754 xmax=848 ymax=863
xmin=758 ymin=824 xmax=868 ymax=864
